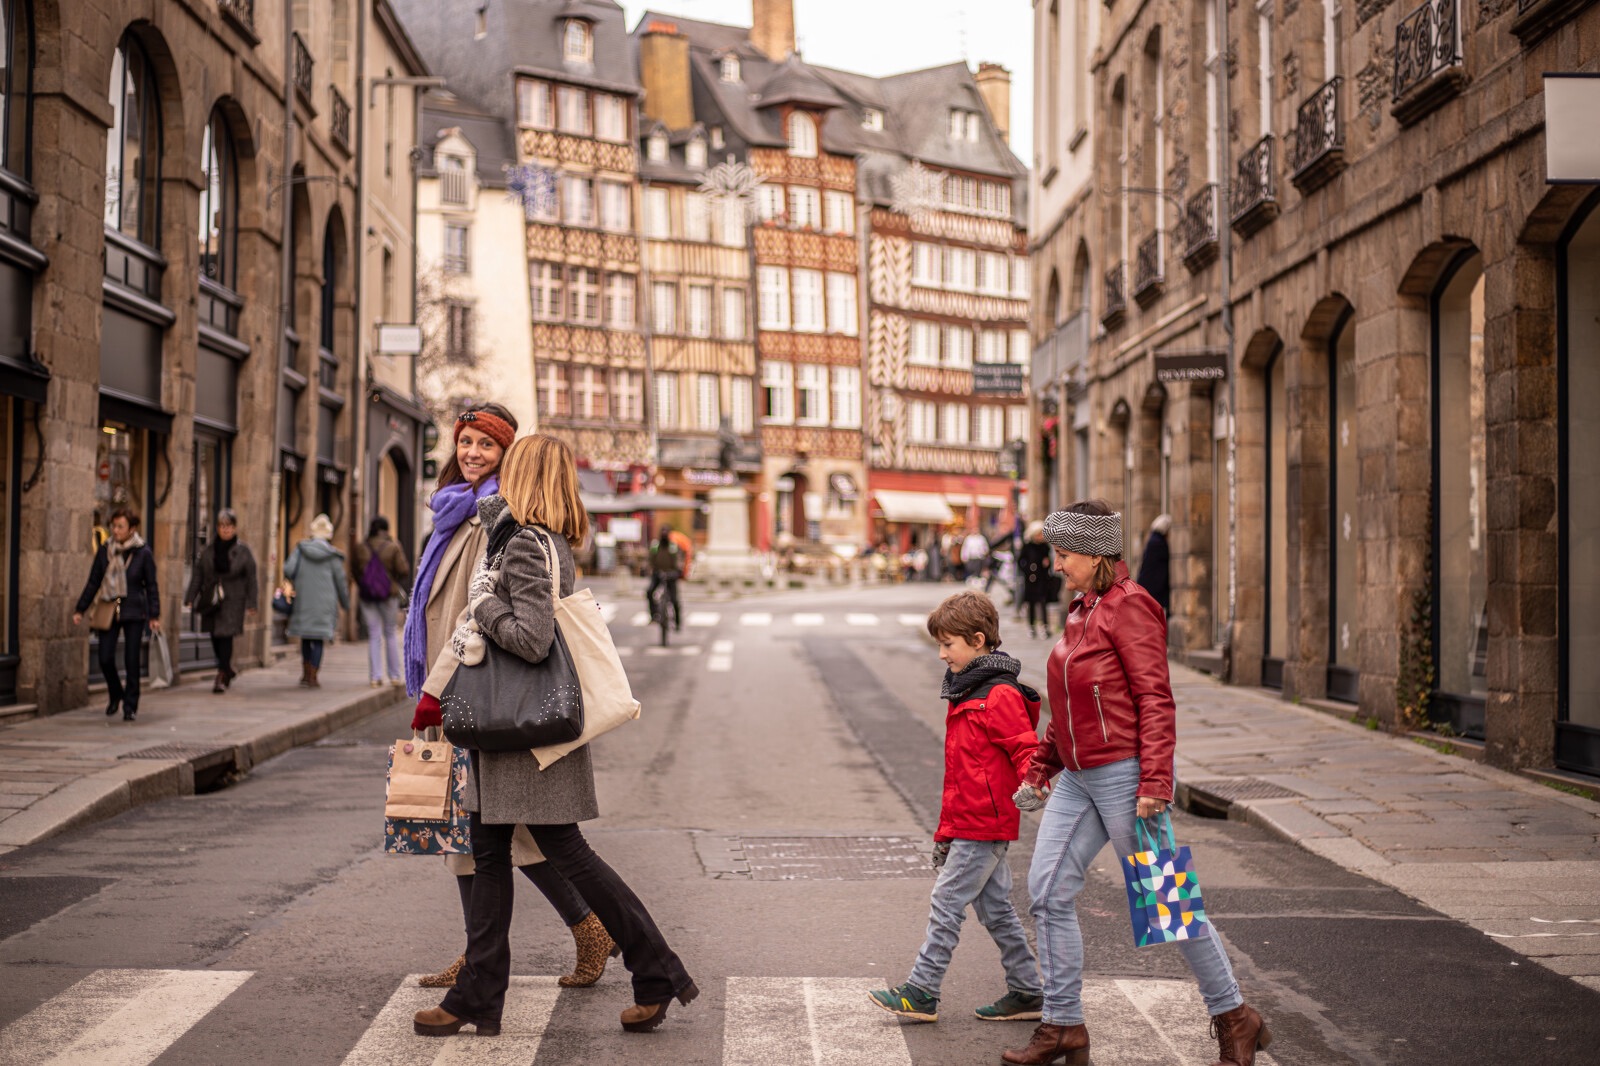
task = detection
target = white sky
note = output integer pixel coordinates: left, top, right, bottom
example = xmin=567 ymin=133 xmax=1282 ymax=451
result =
xmin=619 ymin=0 xmax=1035 ymax=163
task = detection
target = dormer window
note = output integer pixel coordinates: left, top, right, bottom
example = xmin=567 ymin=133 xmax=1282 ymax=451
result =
xmin=948 ymin=108 xmax=980 ymax=142
xmin=862 ymin=108 xmax=883 ymax=131
xmin=685 ymin=137 xmax=707 ymax=169
xmin=710 ymin=126 xmax=725 ymax=149
xmin=563 ymin=19 xmax=592 ymax=63
xmin=787 ymin=111 xmax=816 ymax=158
xmin=720 ymin=54 xmax=741 ymax=82
xmin=647 ymin=130 xmax=668 ymax=163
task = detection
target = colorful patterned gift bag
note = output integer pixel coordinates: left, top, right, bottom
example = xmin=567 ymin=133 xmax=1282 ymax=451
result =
xmin=1121 ymin=812 xmax=1213 ymax=946
xmin=384 ymin=742 xmax=472 ymax=855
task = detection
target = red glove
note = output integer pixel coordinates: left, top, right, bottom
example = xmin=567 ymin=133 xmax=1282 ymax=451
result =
xmin=411 ymin=693 xmax=442 ymax=731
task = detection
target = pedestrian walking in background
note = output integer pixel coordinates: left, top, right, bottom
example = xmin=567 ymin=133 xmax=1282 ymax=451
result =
xmin=411 ymin=435 xmax=698 ymax=1039
xmin=406 ymin=403 xmax=616 ymax=994
xmin=350 ymin=516 xmax=411 ymax=688
xmin=284 ymin=513 xmax=348 ymax=689
xmin=868 ymin=590 xmax=1043 ymax=1026
xmin=1134 ymin=513 xmax=1173 ymax=617
xmin=961 ymin=527 xmax=991 ymax=585
xmin=73 ymin=508 xmax=160 ymax=721
xmin=182 ymin=508 xmax=258 ymax=693
xmin=1018 ymin=522 xmax=1054 ymax=639
xmin=1005 ymin=501 xmax=1269 ymax=1066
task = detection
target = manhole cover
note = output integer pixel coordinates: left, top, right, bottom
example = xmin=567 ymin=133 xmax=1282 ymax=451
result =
xmin=120 ymin=743 xmax=235 ymax=769
xmin=702 ymin=835 xmax=934 ymax=881
xmin=1185 ymin=777 xmax=1303 ymax=801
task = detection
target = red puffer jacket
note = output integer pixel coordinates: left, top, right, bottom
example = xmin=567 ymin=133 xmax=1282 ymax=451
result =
xmin=1024 ymin=561 xmax=1177 ymax=801
xmin=937 ymin=666 xmax=1042 ymax=843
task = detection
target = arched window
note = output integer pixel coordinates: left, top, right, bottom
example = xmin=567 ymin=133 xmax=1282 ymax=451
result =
xmin=1071 ymin=242 xmax=1091 ymax=315
xmin=563 ymin=19 xmax=592 ymax=63
xmin=320 ymin=221 xmax=338 ymax=353
xmin=198 ymin=109 xmax=238 ymax=290
xmin=105 ymin=34 xmax=162 ymax=246
xmin=1 ymin=0 xmax=34 ymax=179
xmin=1045 ymin=270 xmax=1061 ymax=326
xmin=787 ymin=111 xmax=816 ymax=158
xmin=1328 ymin=311 xmax=1358 ymax=700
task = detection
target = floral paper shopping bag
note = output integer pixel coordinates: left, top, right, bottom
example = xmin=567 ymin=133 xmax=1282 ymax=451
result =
xmin=1121 ymin=812 xmax=1213 ymax=947
xmin=384 ymin=743 xmax=471 ymax=856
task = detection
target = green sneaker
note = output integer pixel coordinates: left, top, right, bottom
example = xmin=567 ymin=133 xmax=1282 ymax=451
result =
xmin=867 ymin=982 xmax=939 ymax=1022
xmin=974 ymin=990 xmax=1045 ymax=1021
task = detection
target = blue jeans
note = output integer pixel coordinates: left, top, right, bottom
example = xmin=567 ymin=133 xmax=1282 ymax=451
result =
xmin=1029 ymin=758 xmax=1242 ymax=1026
xmin=907 ymin=839 xmax=1040 ymax=999
xmin=300 ymin=638 xmax=324 ymax=668
xmin=360 ymin=597 xmax=401 ymax=682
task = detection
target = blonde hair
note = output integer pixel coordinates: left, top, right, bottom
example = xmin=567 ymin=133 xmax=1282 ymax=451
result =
xmin=497 ymin=435 xmax=590 ymax=545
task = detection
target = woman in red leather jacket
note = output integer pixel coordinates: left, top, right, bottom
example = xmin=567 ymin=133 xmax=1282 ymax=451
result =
xmin=999 ymin=500 xmax=1270 ymax=1066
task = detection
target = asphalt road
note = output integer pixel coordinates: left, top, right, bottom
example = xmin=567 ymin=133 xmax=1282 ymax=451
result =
xmin=0 ymin=580 xmax=1592 ymax=1064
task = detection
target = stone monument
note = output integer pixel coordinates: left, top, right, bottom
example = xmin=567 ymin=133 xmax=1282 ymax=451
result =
xmin=695 ymin=421 xmax=761 ymax=579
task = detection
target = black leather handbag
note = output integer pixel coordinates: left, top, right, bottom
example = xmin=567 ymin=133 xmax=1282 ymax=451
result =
xmin=439 ymin=530 xmax=585 ymax=752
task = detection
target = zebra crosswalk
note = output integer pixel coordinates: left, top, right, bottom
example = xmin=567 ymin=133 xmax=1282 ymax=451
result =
xmin=601 ymin=608 xmax=928 ymax=631
xmin=0 ymin=968 xmax=1281 ymax=1066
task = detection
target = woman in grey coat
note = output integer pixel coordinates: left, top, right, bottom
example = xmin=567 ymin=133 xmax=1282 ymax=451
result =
xmin=413 ymin=435 xmax=696 ymax=1040
xmin=184 ymin=509 xmax=259 ymax=693
xmin=284 ymin=513 xmax=348 ymax=688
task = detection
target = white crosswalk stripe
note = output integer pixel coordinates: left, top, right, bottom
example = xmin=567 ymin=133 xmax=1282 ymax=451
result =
xmin=598 ymin=603 xmax=618 ymax=624
xmin=898 ymin=614 xmax=927 ymax=627
xmin=629 ymin=611 xmax=651 ymax=627
xmin=740 ymin=612 xmax=772 ymax=626
xmin=708 ymin=638 xmax=734 ymax=672
xmin=0 ymin=968 xmax=251 ymax=1066
xmin=643 ymin=644 xmax=701 ymax=656
xmin=726 ymin=977 xmax=913 ymax=1066
xmin=686 ymin=611 xmax=721 ymax=627
xmin=846 ymin=613 xmax=880 ymax=626
xmin=341 ymin=976 xmax=561 ymax=1065
xmin=792 ymin=613 xmax=824 ymax=626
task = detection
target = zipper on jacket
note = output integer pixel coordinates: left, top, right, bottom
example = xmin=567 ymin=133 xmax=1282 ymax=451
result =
xmin=1093 ymin=683 xmax=1108 ymax=742
xmin=1060 ymin=598 xmax=1101 ymax=770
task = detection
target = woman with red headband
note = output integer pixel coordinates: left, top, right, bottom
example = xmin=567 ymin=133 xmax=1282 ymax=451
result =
xmin=404 ymin=403 xmax=619 ymax=993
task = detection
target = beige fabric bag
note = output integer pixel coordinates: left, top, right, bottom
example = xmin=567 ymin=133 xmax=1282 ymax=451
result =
xmin=384 ymin=735 xmax=454 ymax=820
xmin=529 ymin=529 xmax=641 ymax=770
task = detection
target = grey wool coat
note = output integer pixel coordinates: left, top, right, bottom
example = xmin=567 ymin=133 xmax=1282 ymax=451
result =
xmin=462 ymin=503 xmax=598 ymax=826
xmin=284 ymin=538 xmax=350 ymax=640
xmin=183 ymin=540 xmax=260 ymax=637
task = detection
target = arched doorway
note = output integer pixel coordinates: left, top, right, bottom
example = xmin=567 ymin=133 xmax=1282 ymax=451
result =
xmin=375 ymin=446 xmax=414 ymax=558
xmin=1431 ymin=251 xmax=1487 ymax=737
xmin=1264 ymin=347 xmax=1287 ymax=688
xmin=1328 ymin=310 xmax=1359 ymax=702
xmin=1559 ymin=195 xmax=1600 ymax=774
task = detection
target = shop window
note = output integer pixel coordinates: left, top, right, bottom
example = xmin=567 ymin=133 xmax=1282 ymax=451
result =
xmin=1561 ymin=201 xmax=1600 ymax=763
xmin=105 ymin=34 xmax=163 ymax=246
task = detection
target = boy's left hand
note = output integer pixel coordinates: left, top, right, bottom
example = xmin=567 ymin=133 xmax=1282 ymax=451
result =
xmin=931 ymin=841 xmax=951 ymax=869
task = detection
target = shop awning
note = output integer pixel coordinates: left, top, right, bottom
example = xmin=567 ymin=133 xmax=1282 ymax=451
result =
xmin=578 ymin=468 xmax=615 ymax=496
xmin=974 ymin=495 xmax=1010 ymax=509
xmin=585 ymin=491 xmax=703 ymax=514
xmin=872 ymin=490 xmax=955 ymax=525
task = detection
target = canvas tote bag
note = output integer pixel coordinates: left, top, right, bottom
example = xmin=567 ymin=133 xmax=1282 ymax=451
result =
xmin=529 ymin=528 xmax=641 ymax=770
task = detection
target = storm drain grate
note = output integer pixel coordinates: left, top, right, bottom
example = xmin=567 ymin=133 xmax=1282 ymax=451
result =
xmin=119 ymin=743 xmax=236 ymax=768
xmin=697 ymin=834 xmax=935 ymax=881
xmin=1185 ymin=777 xmax=1303 ymax=801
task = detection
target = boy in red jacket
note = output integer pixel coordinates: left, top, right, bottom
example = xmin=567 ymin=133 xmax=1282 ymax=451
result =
xmin=868 ymin=591 xmax=1045 ymax=1024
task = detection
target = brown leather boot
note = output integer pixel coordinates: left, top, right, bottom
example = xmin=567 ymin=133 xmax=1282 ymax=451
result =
xmin=413 ymin=1005 xmax=498 ymax=1037
xmin=417 ymin=954 xmax=465 ymax=988
xmin=306 ymin=664 xmax=320 ymax=688
xmin=1001 ymin=1022 xmax=1090 ymax=1065
xmin=1210 ymin=1003 xmax=1271 ymax=1066
xmin=621 ymin=980 xmax=699 ymax=1033
xmin=559 ymin=912 xmax=620 ymax=987
xmin=212 ymin=671 xmax=227 ymax=693
xmin=298 ymin=663 xmax=313 ymax=688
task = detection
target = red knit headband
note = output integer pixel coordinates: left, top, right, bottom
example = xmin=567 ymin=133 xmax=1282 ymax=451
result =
xmin=454 ymin=410 xmax=515 ymax=450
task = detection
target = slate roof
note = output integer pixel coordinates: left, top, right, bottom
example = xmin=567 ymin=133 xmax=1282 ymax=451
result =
xmin=419 ymin=92 xmax=517 ymax=188
xmin=390 ymin=0 xmax=640 ymax=126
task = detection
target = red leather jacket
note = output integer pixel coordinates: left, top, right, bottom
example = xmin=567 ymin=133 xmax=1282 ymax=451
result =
xmin=937 ymin=675 xmax=1042 ymax=843
xmin=1024 ymin=561 xmax=1177 ymax=801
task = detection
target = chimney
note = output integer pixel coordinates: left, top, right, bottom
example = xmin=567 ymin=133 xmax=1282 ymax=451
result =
xmin=751 ymin=0 xmax=795 ymax=61
xmin=639 ymin=21 xmax=693 ymax=130
xmin=974 ymin=62 xmax=1012 ymax=144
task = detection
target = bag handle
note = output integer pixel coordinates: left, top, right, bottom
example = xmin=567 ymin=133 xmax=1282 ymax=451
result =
xmin=1134 ymin=811 xmax=1177 ymax=854
xmin=533 ymin=527 xmax=562 ymax=606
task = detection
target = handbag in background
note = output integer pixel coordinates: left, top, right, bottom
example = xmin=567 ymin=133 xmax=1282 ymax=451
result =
xmin=271 ymin=586 xmax=294 ymax=617
xmin=385 ymin=742 xmax=470 ymax=855
xmin=1121 ymin=812 xmax=1213 ymax=947
xmin=88 ymin=597 xmax=119 ymax=632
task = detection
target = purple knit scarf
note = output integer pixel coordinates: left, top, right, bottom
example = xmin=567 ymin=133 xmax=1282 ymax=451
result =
xmin=403 ymin=475 xmax=498 ymax=696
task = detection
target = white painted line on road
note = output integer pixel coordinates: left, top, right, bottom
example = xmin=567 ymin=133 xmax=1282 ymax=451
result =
xmin=792 ymin=613 xmax=824 ymax=626
xmin=711 ymin=640 xmax=735 ymax=654
xmin=616 ymin=646 xmax=635 ymax=657
xmin=707 ymin=638 xmax=735 ymax=673
xmin=0 ymin=968 xmax=251 ymax=1066
xmin=629 ymin=612 xmax=651 ymax=627
xmin=724 ymin=977 xmax=912 ymax=1066
xmin=740 ymin=613 xmax=772 ymax=626
xmin=643 ymin=645 xmax=702 ymax=656
xmin=1115 ymin=978 xmax=1280 ymax=1066
xmin=598 ymin=603 xmax=618 ymax=624
xmin=341 ymin=976 xmax=560 ymax=1065
xmin=897 ymin=614 xmax=926 ymax=627
xmin=846 ymin=613 xmax=879 ymax=626
xmin=687 ymin=611 xmax=721 ymax=627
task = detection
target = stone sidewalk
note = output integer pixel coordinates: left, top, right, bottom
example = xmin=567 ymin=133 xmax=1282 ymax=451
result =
xmin=0 ymin=644 xmax=403 ymax=854
xmin=1169 ymin=665 xmax=1600 ymax=991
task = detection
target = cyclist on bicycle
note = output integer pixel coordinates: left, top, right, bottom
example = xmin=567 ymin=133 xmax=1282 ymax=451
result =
xmin=647 ymin=527 xmax=685 ymax=631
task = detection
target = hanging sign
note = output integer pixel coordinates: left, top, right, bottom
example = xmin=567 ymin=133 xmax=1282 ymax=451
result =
xmin=1154 ymin=349 xmax=1229 ymax=383
xmin=1545 ymin=74 xmax=1600 ymax=183
xmin=973 ymin=364 xmax=1025 ymax=395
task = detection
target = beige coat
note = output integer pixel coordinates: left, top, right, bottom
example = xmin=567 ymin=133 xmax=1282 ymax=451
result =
xmin=422 ymin=511 xmax=544 ymax=870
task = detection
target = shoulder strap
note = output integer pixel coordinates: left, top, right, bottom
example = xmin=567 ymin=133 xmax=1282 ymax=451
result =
xmin=533 ymin=527 xmax=562 ymax=606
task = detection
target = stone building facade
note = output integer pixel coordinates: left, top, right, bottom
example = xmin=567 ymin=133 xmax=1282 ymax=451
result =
xmin=1030 ymin=0 xmax=1600 ymax=777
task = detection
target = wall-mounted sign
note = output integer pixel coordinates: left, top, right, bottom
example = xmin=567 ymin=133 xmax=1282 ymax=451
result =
xmin=973 ymin=363 xmax=1026 ymax=395
xmin=1545 ymin=74 xmax=1600 ymax=184
xmin=1154 ymin=349 xmax=1229 ymax=383
xmin=685 ymin=468 xmax=737 ymax=486
xmin=377 ymin=324 xmax=423 ymax=355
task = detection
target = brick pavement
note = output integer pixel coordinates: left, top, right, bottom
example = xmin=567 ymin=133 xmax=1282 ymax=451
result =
xmin=1169 ymin=665 xmax=1600 ymax=991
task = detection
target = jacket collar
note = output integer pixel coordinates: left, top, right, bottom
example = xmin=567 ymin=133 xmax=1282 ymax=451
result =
xmin=1073 ymin=560 xmax=1131 ymax=611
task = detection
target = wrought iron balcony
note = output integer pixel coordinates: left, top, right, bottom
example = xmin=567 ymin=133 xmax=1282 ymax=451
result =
xmin=1230 ymin=135 xmax=1279 ymax=239
xmin=1102 ymin=263 xmax=1127 ymax=330
xmin=1292 ymin=77 xmax=1346 ymax=193
xmin=1031 ymin=311 xmax=1090 ymax=394
xmin=217 ymin=0 xmax=255 ymax=38
xmin=1133 ymin=232 xmax=1163 ymax=306
xmin=329 ymin=87 xmax=351 ymax=153
xmin=1182 ymin=184 xmax=1219 ymax=272
xmin=292 ymin=32 xmax=314 ymax=105
xmin=1391 ymin=0 xmax=1465 ymax=126
xmin=1511 ymin=0 xmax=1595 ymax=46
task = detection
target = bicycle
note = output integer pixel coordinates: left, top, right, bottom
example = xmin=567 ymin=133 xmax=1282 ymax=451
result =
xmin=648 ymin=579 xmax=675 ymax=647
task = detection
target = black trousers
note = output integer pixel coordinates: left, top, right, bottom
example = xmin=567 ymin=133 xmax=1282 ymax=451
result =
xmin=210 ymin=634 xmax=234 ymax=674
xmin=97 ymin=619 xmax=146 ymax=710
xmin=1027 ymin=600 xmax=1047 ymax=628
xmin=452 ymin=861 xmax=592 ymax=934
xmin=443 ymin=815 xmax=691 ymax=1024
